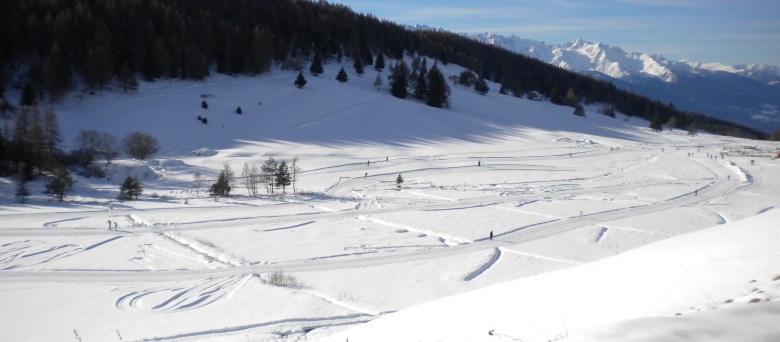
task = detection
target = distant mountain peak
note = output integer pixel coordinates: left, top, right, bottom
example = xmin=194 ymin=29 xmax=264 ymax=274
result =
xmin=468 ymin=32 xmax=780 ymax=132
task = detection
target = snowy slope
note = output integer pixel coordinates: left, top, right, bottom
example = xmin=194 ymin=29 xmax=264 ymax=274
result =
xmin=324 ymin=209 xmax=780 ymax=342
xmin=1 ymin=59 xmax=779 ymax=341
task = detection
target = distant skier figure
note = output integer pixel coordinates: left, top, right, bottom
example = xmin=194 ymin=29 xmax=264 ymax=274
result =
xmin=107 ymin=220 xmax=112 ymax=230
xmin=367 ymin=160 xmax=370 ymax=166
xmin=489 ymin=231 xmax=493 ymax=240
xmin=364 ymin=172 xmax=368 ymax=179
xmin=695 ymin=190 xmax=698 ymax=196
xmin=478 ymin=161 xmax=481 ymax=167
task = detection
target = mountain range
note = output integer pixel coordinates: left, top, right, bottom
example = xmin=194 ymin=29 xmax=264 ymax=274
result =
xmin=470 ymin=32 xmax=780 ymax=133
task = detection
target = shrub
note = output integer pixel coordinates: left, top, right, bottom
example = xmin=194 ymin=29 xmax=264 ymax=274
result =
xmin=260 ymin=270 xmax=298 ymax=288
xmin=122 ymin=131 xmax=159 ymax=160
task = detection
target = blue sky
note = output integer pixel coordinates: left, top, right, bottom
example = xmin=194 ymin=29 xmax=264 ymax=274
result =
xmin=333 ymin=0 xmax=780 ymax=66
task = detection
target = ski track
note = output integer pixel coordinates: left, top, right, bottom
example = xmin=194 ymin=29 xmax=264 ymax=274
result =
xmin=302 ymin=289 xmax=382 ymax=316
xmin=499 ymin=247 xmax=581 ymax=265
xmin=357 ymin=215 xmax=472 ymax=246
xmin=464 ymin=248 xmax=502 ymax=281
xmin=114 ymin=275 xmax=247 ymax=313
xmin=137 ymin=314 xmax=374 ymax=341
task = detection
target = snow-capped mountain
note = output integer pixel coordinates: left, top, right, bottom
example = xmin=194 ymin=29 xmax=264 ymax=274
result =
xmin=471 ymin=32 xmax=780 ymax=133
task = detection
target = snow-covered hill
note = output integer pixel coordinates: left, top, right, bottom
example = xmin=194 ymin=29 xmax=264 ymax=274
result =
xmin=471 ymin=32 xmax=780 ymax=133
xmin=1 ymin=59 xmax=779 ymax=341
xmin=325 ymin=208 xmax=780 ymax=342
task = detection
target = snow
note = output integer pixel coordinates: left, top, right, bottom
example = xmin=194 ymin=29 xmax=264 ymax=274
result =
xmin=1 ymin=59 xmax=779 ymax=341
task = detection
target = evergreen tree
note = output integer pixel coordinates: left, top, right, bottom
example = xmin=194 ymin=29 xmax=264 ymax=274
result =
xmin=16 ymin=181 xmax=30 ymax=204
xmin=499 ymin=84 xmax=509 ymax=95
xmin=474 ymin=78 xmax=489 ymax=95
xmin=276 ymin=160 xmax=291 ymax=193
xmin=309 ymin=53 xmax=324 ymax=76
xmin=336 ymin=67 xmax=349 ymax=83
xmin=209 ymin=169 xmax=231 ymax=198
xmin=201 ymin=100 xmax=208 ymax=109
xmin=43 ymin=107 xmax=61 ymax=154
xmin=426 ymin=64 xmax=449 ymax=108
xmin=236 ymin=106 xmax=243 ymax=114
xmin=649 ymin=111 xmax=664 ymax=131
xmin=45 ymin=167 xmax=76 ymax=202
xmin=294 ymin=71 xmax=307 ymax=88
xmin=119 ymin=175 xmax=143 ymax=200
xmin=573 ymin=105 xmax=585 ymax=116
xmin=353 ymin=56 xmax=364 ymax=75
xmin=390 ymin=61 xmax=409 ymax=99
xmin=374 ymin=53 xmax=385 ymax=71
xmin=413 ymin=59 xmax=428 ymax=100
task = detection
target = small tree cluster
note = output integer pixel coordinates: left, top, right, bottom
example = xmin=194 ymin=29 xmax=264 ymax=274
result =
xmin=119 ymin=175 xmax=143 ymax=200
xmin=76 ymin=130 xmax=119 ymax=165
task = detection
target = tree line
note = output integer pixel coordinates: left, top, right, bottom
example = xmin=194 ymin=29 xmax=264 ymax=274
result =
xmin=0 ymin=0 xmax=767 ymax=139
xmin=199 ymin=158 xmax=302 ymax=200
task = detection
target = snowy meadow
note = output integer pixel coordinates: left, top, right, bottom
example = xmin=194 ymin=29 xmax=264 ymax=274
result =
xmin=1 ymin=64 xmax=779 ymax=341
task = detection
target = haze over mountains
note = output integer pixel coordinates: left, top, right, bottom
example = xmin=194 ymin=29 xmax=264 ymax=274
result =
xmin=470 ymin=32 xmax=780 ymax=133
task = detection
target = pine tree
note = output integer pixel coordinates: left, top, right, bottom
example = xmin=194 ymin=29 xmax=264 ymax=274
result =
xmin=276 ymin=160 xmax=291 ymax=193
xmin=353 ymin=56 xmax=364 ymax=75
xmin=45 ymin=167 xmax=76 ymax=202
xmin=236 ymin=106 xmax=243 ymax=114
xmin=16 ymin=181 xmax=30 ymax=204
xmin=426 ymin=64 xmax=449 ymax=108
xmin=43 ymin=107 xmax=61 ymax=154
xmin=474 ymin=78 xmax=489 ymax=95
xmin=209 ymin=169 xmax=231 ymax=198
xmin=374 ymin=53 xmax=385 ymax=71
xmin=413 ymin=59 xmax=428 ymax=100
xmin=573 ymin=105 xmax=585 ymax=116
xmin=390 ymin=61 xmax=409 ymax=99
xmin=649 ymin=111 xmax=663 ymax=131
xmin=309 ymin=53 xmax=324 ymax=76
xmin=336 ymin=67 xmax=349 ymax=83
xmin=294 ymin=71 xmax=307 ymax=88
xmin=201 ymin=100 xmax=208 ymax=109
xmin=119 ymin=175 xmax=143 ymax=200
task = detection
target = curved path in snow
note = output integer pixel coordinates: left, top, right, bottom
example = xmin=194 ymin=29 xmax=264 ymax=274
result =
xmin=0 ymin=148 xmax=750 ymax=282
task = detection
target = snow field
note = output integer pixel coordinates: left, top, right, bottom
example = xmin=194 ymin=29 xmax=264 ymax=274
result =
xmin=0 ymin=62 xmax=779 ymax=341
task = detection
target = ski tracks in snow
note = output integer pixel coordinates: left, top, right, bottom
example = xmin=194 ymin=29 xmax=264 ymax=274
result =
xmin=114 ymin=275 xmax=248 ymax=313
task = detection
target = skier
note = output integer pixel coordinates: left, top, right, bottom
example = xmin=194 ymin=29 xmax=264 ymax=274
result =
xmin=478 ymin=161 xmax=481 ymax=167
xmin=386 ymin=156 xmax=388 ymax=162
xmin=364 ymin=172 xmax=368 ymax=179
xmin=107 ymin=220 xmax=112 ymax=230
xmin=489 ymin=231 xmax=493 ymax=240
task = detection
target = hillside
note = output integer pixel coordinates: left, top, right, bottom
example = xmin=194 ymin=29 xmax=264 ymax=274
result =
xmin=0 ymin=0 xmax=766 ymax=139
xmin=0 ymin=59 xmax=779 ymax=341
